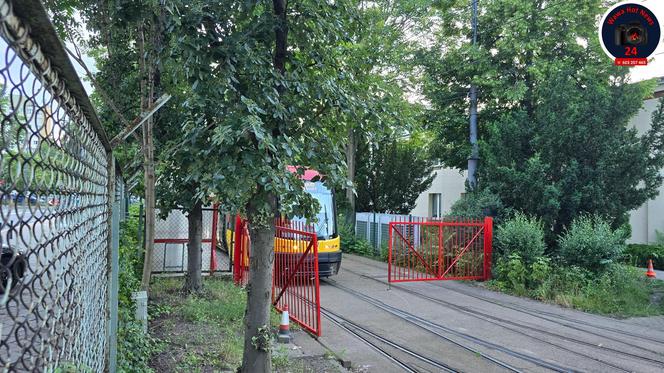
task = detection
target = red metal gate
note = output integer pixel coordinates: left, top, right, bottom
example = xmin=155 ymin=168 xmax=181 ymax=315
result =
xmin=232 ymin=215 xmax=251 ymax=286
xmin=233 ymin=218 xmax=321 ymax=336
xmin=388 ymin=217 xmax=493 ymax=283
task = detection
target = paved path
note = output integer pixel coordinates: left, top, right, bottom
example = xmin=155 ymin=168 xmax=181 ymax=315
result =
xmin=318 ymin=254 xmax=664 ymax=373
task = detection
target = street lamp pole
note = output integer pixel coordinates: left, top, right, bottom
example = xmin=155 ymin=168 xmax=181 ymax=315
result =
xmin=467 ymin=0 xmax=479 ymax=190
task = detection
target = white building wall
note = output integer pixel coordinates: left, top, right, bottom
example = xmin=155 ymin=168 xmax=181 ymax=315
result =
xmin=411 ymin=166 xmax=466 ymax=218
xmin=627 ymin=85 xmax=664 ymax=244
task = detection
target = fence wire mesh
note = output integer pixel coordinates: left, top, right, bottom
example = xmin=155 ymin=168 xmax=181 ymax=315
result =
xmin=152 ymin=207 xmax=230 ymax=274
xmin=0 ymin=1 xmax=113 ymax=371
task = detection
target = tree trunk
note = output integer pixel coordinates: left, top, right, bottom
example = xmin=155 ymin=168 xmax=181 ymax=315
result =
xmin=240 ymin=194 xmax=277 ymax=373
xmin=184 ymin=201 xmax=203 ymax=293
xmin=138 ymin=19 xmax=160 ymax=292
xmin=345 ymin=126 xmax=357 ymax=227
xmin=240 ymin=1 xmax=286 ymax=370
xmin=139 ymin=7 xmax=164 ymax=291
xmin=138 ymin=23 xmax=156 ymax=291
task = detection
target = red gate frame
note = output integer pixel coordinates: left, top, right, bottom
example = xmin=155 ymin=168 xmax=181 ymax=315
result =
xmin=232 ymin=217 xmax=321 ymax=336
xmin=388 ymin=217 xmax=493 ymax=283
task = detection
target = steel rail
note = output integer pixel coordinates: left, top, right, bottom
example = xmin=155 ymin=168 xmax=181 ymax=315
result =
xmin=322 ymin=307 xmax=458 ymax=373
xmin=350 ymin=256 xmax=664 ymax=346
xmin=344 ymin=268 xmax=655 ymax=372
xmin=322 ymin=279 xmax=526 ymax=373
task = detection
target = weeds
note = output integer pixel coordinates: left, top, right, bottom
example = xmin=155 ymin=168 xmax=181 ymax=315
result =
xmin=149 ymin=276 xmax=299 ymax=371
xmin=491 ymin=256 xmax=664 ymax=317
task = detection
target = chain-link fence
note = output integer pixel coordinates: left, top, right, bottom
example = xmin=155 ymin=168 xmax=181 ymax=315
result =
xmin=152 ymin=207 xmax=232 ymax=274
xmin=0 ymin=1 xmax=119 ymax=371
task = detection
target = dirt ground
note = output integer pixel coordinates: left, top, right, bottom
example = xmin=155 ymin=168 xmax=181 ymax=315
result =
xmin=147 ymin=277 xmax=348 ymax=373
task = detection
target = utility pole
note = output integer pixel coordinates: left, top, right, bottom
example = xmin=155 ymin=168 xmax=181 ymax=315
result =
xmin=467 ymin=0 xmax=479 ymax=190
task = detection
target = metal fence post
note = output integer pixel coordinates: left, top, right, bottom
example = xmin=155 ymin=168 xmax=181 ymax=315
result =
xmin=354 ymin=212 xmax=358 ymax=238
xmin=483 ymin=217 xmax=493 ymax=281
xmin=210 ymin=203 xmax=219 ymax=272
xmin=375 ymin=213 xmax=381 ymax=254
xmin=107 ymin=158 xmax=119 ymax=372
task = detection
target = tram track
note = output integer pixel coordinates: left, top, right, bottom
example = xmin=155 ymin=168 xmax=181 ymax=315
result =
xmin=322 ymin=278 xmax=576 ymax=373
xmin=342 ymin=267 xmax=661 ymax=372
xmin=322 ymin=307 xmax=459 ymax=373
xmin=350 ymin=255 xmax=664 ymax=346
xmin=437 ymin=283 xmax=664 ymax=345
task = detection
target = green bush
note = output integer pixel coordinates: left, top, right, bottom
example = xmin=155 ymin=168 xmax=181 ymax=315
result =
xmin=117 ymin=310 xmax=159 ymax=373
xmin=448 ymin=189 xmax=507 ymax=220
xmin=534 ymin=265 xmax=591 ymax=302
xmin=338 ymin=214 xmax=380 ymax=258
xmin=494 ymin=253 xmax=528 ymax=295
xmin=490 ymin=248 xmax=663 ymax=316
xmin=558 ymin=215 xmax=627 ymax=273
xmin=529 ymin=256 xmax=552 ymax=288
xmin=380 ymin=243 xmax=390 ymax=262
xmin=495 ymin=213 xmax=546 ymax=265
xmin=338 ymin=213 xmax=355 ymax=251
xmin=656 ymin=230 xmax=664 ymax=245
xmin=623 ymin=244 xmax=664 ymax=269
xmin=494 ymin=254 xmax=551 ymax=296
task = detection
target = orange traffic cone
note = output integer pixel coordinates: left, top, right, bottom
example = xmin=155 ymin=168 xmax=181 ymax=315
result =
xmin=277 ymin=305 xmax=291 ymax=343
xmin=646 ymin=259 xmax=657 ymax=278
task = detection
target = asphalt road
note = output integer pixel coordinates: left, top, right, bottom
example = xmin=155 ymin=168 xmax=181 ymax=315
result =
xmin=318 ymin=254 xmax=664 ymax=373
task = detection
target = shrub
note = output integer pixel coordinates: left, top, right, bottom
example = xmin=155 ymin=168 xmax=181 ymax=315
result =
xmin=380 ymin=243 xmax=390 ymax=262
xmin=116 ymin=203 xmax=159 ymax=372
xmin=338 ymin=213 xmax=356 ymax=251
xmin=534 ymin=265 xmax=591 ymax=302
xmin=494 ymin=254 xmax=551 ymax=296
xmin=448 ymin=189 xmax=507 ymax=220
xmin=117 ymin=311 xmax=159 ymax=373
xmin=494 ymin=253 xmax=528 ymax=295
xmin=656 ymin=230 xmax=664 ymax=245
xmin=494 ymin=213 xmax=546 ymax=265
xmin=529 ymin=256 xmax=551 ymax=287
xmin=624 ymin=244 xmax=664 ymax=269
xmin=558 ymin=215 xmax=627 ymax=272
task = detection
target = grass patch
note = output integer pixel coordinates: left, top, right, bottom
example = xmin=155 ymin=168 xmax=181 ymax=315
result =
xmin=149 ymin=276 xmax=307 ymax=372
xmin=149 ymin=277 xmax=250 ymax=372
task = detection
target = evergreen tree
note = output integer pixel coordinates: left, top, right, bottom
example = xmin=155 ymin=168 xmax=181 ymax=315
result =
xmin=355 ymin=134 xmax=434 ymax=214
xmin=421 ymin=0 xmax=664 ymax=239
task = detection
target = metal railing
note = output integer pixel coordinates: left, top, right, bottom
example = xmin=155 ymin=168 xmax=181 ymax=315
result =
xmin=233 ymin=218 xmax=322 ymax=336
xmin=0 ymin=1 xmax=120 ymax=371
xmin=388 ymin=217 xmax=493 ymax=283
xmin=355 ymin=212 xmax=413 ymax=254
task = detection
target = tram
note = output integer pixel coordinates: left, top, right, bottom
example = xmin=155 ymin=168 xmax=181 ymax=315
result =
xmin=223 ymin=167 xmax=342 ymax=277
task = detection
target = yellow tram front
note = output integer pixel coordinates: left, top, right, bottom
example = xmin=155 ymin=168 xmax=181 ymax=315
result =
xmin=225 ymin=169 xmax=342 ymax=277
xmin=289 ymin=175 xmax=341 ymax=277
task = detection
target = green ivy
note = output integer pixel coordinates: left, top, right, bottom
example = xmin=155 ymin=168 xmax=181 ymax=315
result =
xmin=116 ymin=203 xmax=160 ymax=372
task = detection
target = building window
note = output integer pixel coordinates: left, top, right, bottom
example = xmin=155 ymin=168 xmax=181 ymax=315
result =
xmin=429 ymin=193 xmax=442 ymax=219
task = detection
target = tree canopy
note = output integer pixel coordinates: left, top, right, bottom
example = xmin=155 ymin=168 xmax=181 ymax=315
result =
xmin=355 ymin=133 xmax=434 ymax=214
xmin=420 ymin=0 xmax=664 ymax=238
